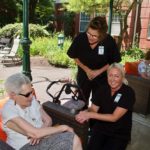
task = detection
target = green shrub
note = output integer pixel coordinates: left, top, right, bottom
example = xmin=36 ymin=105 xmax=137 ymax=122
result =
xmin=45 ymin=36 xmax=75 ymax=68
xmin=0 ymin=23 xmax=50 ymax=39
xmin=26 ymin=36 xmax=75 ymax=68
xmin=121 ymin=46 xmax=144 ymax=64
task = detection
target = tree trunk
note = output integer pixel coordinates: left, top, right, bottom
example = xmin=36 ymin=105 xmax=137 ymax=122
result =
xmin=117 ymin=0 xmax=137 ymax=51
xmin=29 ymin=0 xmax=38 ymax=23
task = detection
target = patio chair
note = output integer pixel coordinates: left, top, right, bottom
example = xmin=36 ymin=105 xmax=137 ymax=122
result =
xmin=0 ymin=38 xmax=12 ymax=54
xmin=0 ymin=38 xmax=22 ymax=66
xmin=0 ymin=37 xmax=12 ymax=47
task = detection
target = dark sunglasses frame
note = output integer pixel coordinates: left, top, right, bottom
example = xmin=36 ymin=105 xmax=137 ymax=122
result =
xmin=19 ymin=91 xmax=33 ymax=98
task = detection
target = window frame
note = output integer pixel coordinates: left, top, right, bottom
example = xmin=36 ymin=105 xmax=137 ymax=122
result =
xmin=79 ymin=13 xmax=90 ymax=32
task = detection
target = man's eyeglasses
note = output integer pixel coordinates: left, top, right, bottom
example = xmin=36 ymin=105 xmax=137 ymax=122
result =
xmin=86 ymin=32 xmax=99 ymax=39
xmin=19 ymin=91 xmax=33 ymax=98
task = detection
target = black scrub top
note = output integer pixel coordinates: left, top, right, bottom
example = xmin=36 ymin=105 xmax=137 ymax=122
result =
xmin=67 ymin=33 xmax=121 ymax=82
xmin=91 ymin=83 xmax=136 ymax=140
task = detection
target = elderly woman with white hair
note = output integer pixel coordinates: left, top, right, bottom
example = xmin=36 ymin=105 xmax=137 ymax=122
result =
xmin=76 ymin=63 xmax=135 ymax=150
xmin=2 ymin=73 xmax=82 ymax=150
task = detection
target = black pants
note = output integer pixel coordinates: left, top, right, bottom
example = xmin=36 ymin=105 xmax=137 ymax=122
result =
xmin=0 ymin=140 xmax=14 ymax=150
xmin=87 ymin=131 xmax=129 ymax=150
xmin=77 ymin=73 xmax=107 ymax=107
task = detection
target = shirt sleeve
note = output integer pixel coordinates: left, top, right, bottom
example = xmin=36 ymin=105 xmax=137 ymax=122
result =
xmin=32 ymin=97 xmax=41 ymax=110
xmin=117 ymin=87 xmax=136 ymax=111
xmin=67 ymin=34 xmax=81 ymax=58
xmin=2 ymin=101 xmax=19 ymax=125
xmin=30 ymin=97 xmax=42 ymax=119
xmin=107 ymin=35 xmax=121 ymax=64
xmin=138 ymin=61 xmax=146 ymax=73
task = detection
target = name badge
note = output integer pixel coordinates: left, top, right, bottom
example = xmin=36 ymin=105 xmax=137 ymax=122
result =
xmin=98 ymin=46 xmax=104 ymax=55
xmin=114 ymin=93 xmax=122 ymax=103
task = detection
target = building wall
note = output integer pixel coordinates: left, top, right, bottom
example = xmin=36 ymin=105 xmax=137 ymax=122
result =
xmin=139 ymin=0 xmax=150 ymax=49
xmin=126 ymin=0 xmax=150 ymax=50
xmin=55 ymin=0 xmax=150 ymax=50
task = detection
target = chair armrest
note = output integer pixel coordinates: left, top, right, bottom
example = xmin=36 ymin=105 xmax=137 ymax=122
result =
xmin=3 ymin=47 xmax=11 ymax=51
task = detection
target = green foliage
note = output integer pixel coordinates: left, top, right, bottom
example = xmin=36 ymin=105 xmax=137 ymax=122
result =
xmin=29 ymin=35 xmax=75 ymax=68
xmin=29 ymin=24 xmax=50 ymax=38
xmin=0 ymin=23 xmax=50 ymax=39
xmin=0 ymin=0 xmax=18 ymax=27
xmin=64 ymin=12 xmax=75 ymax=37
xmin=0 ymin=23 xmax=21 ymax=38
xmin=64 ymin=0 xmax=109 ymax=14
xmin=0 ymin=0 xmax=55 ymax=26
xmin=121 ymin=46 xmax=144 ymax=64
xmin=35 ymin=0 xmax=55 ymax=25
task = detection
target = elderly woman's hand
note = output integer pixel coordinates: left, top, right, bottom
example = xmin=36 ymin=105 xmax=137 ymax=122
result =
xmin=28 ymin=137 xmax=41 ymax=145
xmin=58 ymin=125 xmax=74 ymax=133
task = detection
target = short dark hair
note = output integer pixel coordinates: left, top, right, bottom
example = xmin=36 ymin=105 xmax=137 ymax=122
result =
xmin=87 ymin=16 xmax=108 ymax=34
xmin=87 ymin=16 xmax=108 ymax=40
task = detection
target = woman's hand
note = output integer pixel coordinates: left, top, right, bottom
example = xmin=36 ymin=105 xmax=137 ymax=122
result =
xmin=86 ymin=64 xmax=109 ymax=80
xmin=75 ymin=111 xmax=90 ymax=124
xmin=86 ymin=69 xmax=100 ymax=80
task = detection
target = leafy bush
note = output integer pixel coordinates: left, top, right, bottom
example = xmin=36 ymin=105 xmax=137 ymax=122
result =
xmin=121 ymin=46 xmax=144 ymax=64
xmin=28 ymin=35 xmax=75 ymax=68
xmin=0 ymin=23 xmax=50 ymax=39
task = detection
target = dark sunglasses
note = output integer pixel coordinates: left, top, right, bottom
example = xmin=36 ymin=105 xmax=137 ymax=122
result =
xmin=19 ymin=91 xmax=33 ymax=98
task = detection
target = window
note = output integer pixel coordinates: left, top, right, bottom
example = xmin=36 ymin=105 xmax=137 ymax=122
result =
xmin=79 ymin=13 xmax=122 ymax=36
xmin=112 ymin=14 xmax=120 ymax=23
xmin=79 ymin=13 xmax=105 ymax=32
xmin=111 ymin=14 xmax=121 ymax=36
xmin=79 ymin=13 xmax=90 ymax=32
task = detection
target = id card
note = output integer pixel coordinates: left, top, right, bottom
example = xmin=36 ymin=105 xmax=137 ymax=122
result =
xmin=98 ymin=46 xmax=104 ymax=55
xmin=114 ymin=93 xmax=122 ymax=103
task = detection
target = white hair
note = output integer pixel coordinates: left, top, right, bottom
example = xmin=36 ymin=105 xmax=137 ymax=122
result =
xmin=107 ymin=63 xmax=128 ymax=85
xmin=5 ymin=73 xmax=31 ymax=94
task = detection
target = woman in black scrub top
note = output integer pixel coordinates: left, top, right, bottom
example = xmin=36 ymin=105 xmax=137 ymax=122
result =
xmin=76 ymin=63 xmax=135 ymax=150
xmin=67 ymin=16 xmax=121 ymax=107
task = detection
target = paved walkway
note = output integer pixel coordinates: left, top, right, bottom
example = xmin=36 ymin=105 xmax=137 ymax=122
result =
xmin=0 ymin=57 xmax=72 ymax=103
xmin=0 ymin=57 xmax=150 ymax=150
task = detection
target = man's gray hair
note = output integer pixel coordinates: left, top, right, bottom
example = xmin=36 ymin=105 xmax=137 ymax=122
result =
xmin=5 ymin=73 xmax=31 ymax=94
xmin=107 ymin=63 xmax=128 ymax=85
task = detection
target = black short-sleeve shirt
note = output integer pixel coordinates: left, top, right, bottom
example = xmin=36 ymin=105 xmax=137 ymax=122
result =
xmin=91 ymin=84 xmax=136 ymax=140
xmin=67 ymin=32 xmax=121 ymax=69
xmin=67 ymin=33 xmax=121 ymax=82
